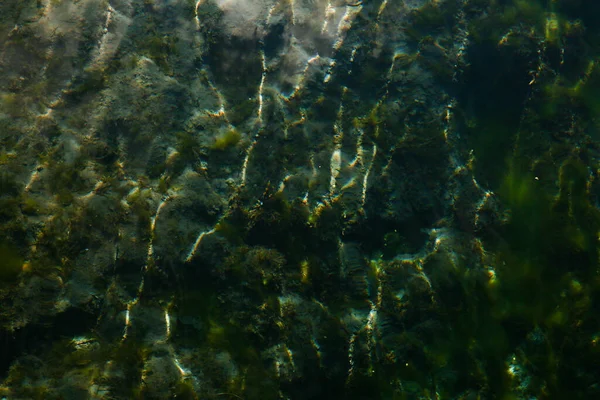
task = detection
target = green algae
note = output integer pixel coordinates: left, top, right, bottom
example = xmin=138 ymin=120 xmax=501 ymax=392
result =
xmin=211 ymin=128 xmax=241 ymax=151
xmin=0 ymin=242 xmax=22 ymax=283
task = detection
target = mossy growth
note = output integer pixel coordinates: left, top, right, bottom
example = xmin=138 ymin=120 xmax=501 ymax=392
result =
xmin=539 ymin=59 xmax=600 ymax=119
xmin=157 ymin=175 xmax=170 ymax=194
xmin=20 ymin=195 xmax=44 ymax=215
xmin=405 ymin=1 xmax=447 ymax=40
xmin=181 ymin=288 xmax=280 ymax=399
xmin=141 ymin=33 xmax=179 ymax=74
xmin=544 ymin=12 xmax=562 ymax=44
xmin=173 ymin=380 xmax=198 ymax=399
xmin=175 ymin=131 xmax=202 ymax=163
xmin=459 ymin=39 xmax=534 ymax=186
xmin=106 ymin=338 xmax=146 ymax=399
xmin=353 ymin=103 xmax=382 ymax=132
xmin=467 ymin=0 xmax=545 ymax=43
xmin=195 ymin=0 xmax=225 ymax=44
xmin=569 ymin=60 xmax=600 ymax=119
xmin=0 ymin=242 xmax=23 ymax=284
xmin=64 ymin=67 xmax=107 ymax=102
xmin=228 ymin=98 xmax=258 ymax=126
xmin=499 ymin=0 xmax=545 ymax=27
xmin=0 ymin=173 xmax=20 ymax=201
xmin=479 ymin=154 xmax=600 ymax=396
xmin=124 ymin=187 xmax=149 ymax=223
xmin=540 ymin=77 xmax=572 ymax=118
xmin=0 ymin=92 xmax=27 ymax=117
xmin=491 ymin=160 xmax=559 ymax=319
xmin=211 ymin=127 xmax=241 ymax=151
xmin=214 ymin=219 xmax=245 ymax=245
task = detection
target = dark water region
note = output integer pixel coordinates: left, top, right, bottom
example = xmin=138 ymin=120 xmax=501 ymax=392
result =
xmin=1 ymin=0 xmax=600 ymax=399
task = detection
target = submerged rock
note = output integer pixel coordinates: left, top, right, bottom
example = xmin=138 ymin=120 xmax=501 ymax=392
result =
xmin=1 ymin=0 xmax=600 ymax=398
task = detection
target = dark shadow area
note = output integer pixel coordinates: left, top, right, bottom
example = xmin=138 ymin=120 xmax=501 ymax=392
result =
xmin=0 ymin=307 xmax=98 ymax=379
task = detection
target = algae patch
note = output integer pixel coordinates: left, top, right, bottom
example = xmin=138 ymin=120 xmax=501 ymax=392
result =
xmin=0 ymin=242 xmax=23 ymax=283
xmin=211 ymin=128 xmax=241 ymax=150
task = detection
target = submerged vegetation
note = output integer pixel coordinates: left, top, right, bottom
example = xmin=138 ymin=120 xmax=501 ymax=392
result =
xmin=0 ymin=0 xmax=600 ymax=398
